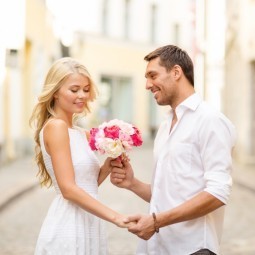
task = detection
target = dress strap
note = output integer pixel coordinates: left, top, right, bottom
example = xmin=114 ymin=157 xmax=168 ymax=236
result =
xmin=42 ymin=118 xmax=56 ymax=131
xmin=40 ymin=118 xmax=56 ymax=156
xmin=85 ymin=130 xmax=90 ymax=141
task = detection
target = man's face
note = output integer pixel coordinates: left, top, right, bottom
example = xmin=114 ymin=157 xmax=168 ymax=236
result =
xmin=145 ymin=57 xmax=176 ymax=106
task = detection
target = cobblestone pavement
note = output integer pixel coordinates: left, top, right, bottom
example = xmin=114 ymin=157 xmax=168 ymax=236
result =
xmin=220 ymin=183 xmax=255 ymax=255
xmin=0 ymin=144 xmax=255 ymax=255
xmin=0 ymin=187 xmax=53 ymax=255
xmin=0 ymin=146 xmax=153 ymax=255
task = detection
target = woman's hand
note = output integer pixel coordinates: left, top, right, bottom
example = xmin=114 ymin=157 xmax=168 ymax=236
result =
xmin=113 ymin=214 xmax=137 ymax=228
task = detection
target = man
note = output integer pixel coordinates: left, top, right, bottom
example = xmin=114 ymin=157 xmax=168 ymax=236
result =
xmin=110 ymin=45 xmax=236 ymax=255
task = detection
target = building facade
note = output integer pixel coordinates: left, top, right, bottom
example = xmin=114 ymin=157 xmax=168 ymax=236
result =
xmin=58 ymin=0 xmax=197 ymax=138
xmin=0 ymin=0 xmax=60 ymax=162
xmin=1 ymin=0 xmax=236 ymax=163
xmin=225 ymin=0 xmax=255 ymax=163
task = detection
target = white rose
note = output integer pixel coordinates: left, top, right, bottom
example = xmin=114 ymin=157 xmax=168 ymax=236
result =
xmin=102 ymin=138 xmax=124 ymax=158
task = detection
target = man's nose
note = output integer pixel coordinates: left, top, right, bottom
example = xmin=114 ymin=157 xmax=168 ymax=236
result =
xmin=145 ymin=80 xmax=153 ymax=90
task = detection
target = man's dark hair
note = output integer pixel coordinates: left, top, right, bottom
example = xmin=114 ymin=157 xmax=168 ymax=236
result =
xmin=144 ymin=45 xmax=194 ymax=87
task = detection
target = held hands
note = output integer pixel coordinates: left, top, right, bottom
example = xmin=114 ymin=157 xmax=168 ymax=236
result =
xmin=115 ymin=213 xmax=156 ymax=240
xmin=124 ymin=214 xmax=156 ymax=240
xmin=113 ymin=214 xmax=137 ymax=228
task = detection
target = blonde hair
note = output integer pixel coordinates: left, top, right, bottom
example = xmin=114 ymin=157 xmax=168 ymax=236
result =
xmin=29 ymin=57 xmax=97 ymax=187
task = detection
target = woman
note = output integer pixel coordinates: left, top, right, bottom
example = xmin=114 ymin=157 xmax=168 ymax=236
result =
xmin=30 ymin=57 xmax=130 ymax=254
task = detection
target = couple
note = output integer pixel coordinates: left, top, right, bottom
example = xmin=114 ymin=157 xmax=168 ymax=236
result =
xmin=30 ymin=45 xmax=236 ymax=255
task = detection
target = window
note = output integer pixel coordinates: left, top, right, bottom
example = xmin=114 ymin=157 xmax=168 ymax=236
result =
xmin=5 ymin=49 xmax=18 ymax=68
xmin=250 ymin=61 xmax=255 ymax=155
xmin=150 ymin=4 xmax=157 ymax=43
xmin=124 ymin=0 xmax=131 ymax=39
xmin=102 ymin=0 xmax=109 ymax=35
xmin=99 ymin=75 xmax=133 ymax=122
xmin=173 ymin=23 xmax=180 ymax=46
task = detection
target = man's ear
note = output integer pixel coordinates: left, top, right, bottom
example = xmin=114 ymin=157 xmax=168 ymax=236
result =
xmin=173 ymin=65 xmax=182 ymax=79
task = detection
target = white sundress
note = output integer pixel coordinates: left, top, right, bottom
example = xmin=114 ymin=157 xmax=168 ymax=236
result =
xmin=34 ymin=126 xmax=108 ymax=255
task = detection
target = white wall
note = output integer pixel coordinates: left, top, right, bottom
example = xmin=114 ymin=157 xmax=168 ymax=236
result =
xmin=225 ymin=0 xmax=255 ymax=162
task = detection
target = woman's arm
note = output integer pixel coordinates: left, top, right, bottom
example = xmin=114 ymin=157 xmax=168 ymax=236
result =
xmin=98 ymin=158 xmax=112 ymax=186
xmin=44 ymin=120 xmax=129 ymax=227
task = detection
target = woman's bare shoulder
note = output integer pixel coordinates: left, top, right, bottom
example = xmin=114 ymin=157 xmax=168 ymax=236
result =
xmin=44 ymin=119 xmax=69 ymax=139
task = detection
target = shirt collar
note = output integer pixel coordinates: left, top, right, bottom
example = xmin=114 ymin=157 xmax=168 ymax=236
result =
xmin=176 ymin=92 xmax=202 ymax=112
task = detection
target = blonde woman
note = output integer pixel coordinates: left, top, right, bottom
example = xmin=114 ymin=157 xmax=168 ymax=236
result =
xmin=30 ymin=58 xmax=130 ymax=255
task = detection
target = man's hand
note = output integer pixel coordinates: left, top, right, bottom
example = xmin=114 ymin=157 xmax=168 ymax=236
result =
xmin=124 ymin=214 xmax=156 ymax=240
xmin=110 ymin=158 xmax=134 ymax=190
xmin=110 ymin=157 xmax=152 ymax=202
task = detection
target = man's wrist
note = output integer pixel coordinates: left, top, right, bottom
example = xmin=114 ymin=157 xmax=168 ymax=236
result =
xmin=152 ymin=212 xmax=160 ymax=233
xmin=128 ymin=177 xmax=139 ymax=192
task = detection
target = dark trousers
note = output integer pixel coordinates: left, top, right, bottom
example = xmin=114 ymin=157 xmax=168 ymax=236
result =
xmin=191 ymin=249 xmax=216 ymax=255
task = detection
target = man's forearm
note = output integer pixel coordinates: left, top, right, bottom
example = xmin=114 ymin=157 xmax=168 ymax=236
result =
xmin=129 ymin=178 xmax=151 ymax=203
xmin=157 ymin=191 xmax=224 ymax=228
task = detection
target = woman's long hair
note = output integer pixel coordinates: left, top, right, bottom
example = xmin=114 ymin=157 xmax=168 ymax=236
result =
xmin=29 ymin=57 xmax=97 ymax=187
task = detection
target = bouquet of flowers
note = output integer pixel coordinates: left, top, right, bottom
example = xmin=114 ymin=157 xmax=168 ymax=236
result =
xmin=89 ymin=119 xmax=143 ymax=158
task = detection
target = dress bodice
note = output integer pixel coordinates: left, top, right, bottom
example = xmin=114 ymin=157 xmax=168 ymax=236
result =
xmin=39 ymin=126 xmax=100 ymax=195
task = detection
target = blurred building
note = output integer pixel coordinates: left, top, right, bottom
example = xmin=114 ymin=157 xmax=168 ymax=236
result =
xmin=0 ymin=0 xmax=60 ymax=162
xmin=51 ymin=0 xmax=197 ymax=136
xmin=224 ymin=0 xmax=255 ymax=164
xmin=1 ymin=0 xmax=244 ymax=165
xmin=0 ymin=0 xmax=198 ymax=163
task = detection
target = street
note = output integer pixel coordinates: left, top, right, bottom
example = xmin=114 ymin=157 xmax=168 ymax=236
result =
xmin=0 ymin=144 xmax=255 ymax=255
xmin=220 ymin=183 xmax=255 ymax=254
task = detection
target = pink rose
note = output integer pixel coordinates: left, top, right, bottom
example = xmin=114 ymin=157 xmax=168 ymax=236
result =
xmin=104 ymin=125 xmax=120 ymax=139
xmin=89 ymin=128 xmax=99 ymax=150
xmin=119 ymin=132 xmax=133 ymax=150
xmin=131 ymin=127 xmax=143 ymax=146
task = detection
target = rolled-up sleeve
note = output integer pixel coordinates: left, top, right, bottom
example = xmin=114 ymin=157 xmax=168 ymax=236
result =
xmin=200 ymin=114 xmax=236 ymax=204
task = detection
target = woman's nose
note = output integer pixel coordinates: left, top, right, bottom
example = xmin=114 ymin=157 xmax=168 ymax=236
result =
xmin=78 ymin=90 xmax=88 ymax=98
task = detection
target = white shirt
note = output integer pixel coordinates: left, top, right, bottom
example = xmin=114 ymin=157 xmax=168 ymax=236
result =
xmin=136 ymin=93 xmax=236 ymax=255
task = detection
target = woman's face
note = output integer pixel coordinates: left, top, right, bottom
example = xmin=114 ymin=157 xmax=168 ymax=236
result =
xmin=53 ymin=73 xmax=91 ymax=116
